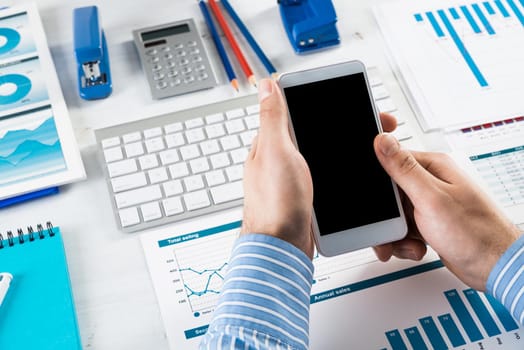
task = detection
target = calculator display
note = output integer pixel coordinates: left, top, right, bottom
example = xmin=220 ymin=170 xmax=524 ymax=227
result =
xmin=141 ymin=24 xmax=190 ymax=42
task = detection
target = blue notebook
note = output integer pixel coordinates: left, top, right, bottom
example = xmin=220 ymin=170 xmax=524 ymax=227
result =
xmin=0 ymin=222 xmax=82 ymax=350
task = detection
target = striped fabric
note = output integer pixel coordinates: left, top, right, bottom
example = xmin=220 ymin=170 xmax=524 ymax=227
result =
xmin=199 ymin=234 xmax=314 ymax=350
xmin=487 ymin=234 xmax=524 ymax=326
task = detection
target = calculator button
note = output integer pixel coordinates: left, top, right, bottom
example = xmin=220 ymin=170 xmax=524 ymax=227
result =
xmin=149 ymin=56 xmax=160 ymax=63
xmin=174 ymin=43 xmax=184 ymax=49
xmin=176 ymin=50 xmax=186 ymax=57
xmin=184 ymin=76 xmax=195 ymax=83
xmin=182 ymin=67 xmax=192 ymax=75
xmin=166 ymin=61 xmax=176 ymax=68
xmin=162 ymin=46 xmax=171 ymax=52
xmin=187 ymin=40 xmax=197 ymax=47
xmin=198 ymin=73 xmax=208 ymax=80
xmin=190 ymin=48 xmax=200 ymax=55
xmin=156 ymin=81 xmax=168 ymax=89
xmin=168 ymin=70 xmax=178 ymax=78
xmin=152 ymin=64 xmax=162 ymax=72
xmin=171 ymin=79 xmax=182 ymax=86
xmin=193 ymin=56 xmax=203 ymax=62
xmin=179 ymin=58 xmax=189 ymax=65
xmin=145 ymin=49 xmax=158 ymax=55
xmin=164 ymin=53 xmax=173 ymax=59
xmin=153 ymin=73 xmax=165 ymax=81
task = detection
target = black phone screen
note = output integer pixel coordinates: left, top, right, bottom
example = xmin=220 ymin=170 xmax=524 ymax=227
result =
xmin=283 ymin=72 xmax=401 ymax=236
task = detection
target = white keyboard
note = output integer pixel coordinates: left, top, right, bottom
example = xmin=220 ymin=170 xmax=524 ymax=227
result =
xmin=95 ymin=67 xmax=416 ymax=232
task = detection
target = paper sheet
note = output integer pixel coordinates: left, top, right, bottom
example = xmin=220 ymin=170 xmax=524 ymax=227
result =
xmin=140 ymin=208 xmax=524 ymax=349
xmin=373 ymin=0 xmax=524 ymax=131
xmin=0 ymin=3 xmax=85 ymax=200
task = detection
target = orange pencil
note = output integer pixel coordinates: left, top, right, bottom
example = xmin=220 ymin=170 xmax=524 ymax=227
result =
xmin=207 ymin=0 xmax=257 ymax=87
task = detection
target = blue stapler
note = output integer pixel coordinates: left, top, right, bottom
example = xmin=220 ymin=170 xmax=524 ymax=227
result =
xmin=278 ymin=0 xmax=340 ymax=54
xmin=73 ymin=6 xmax=112 ymax=100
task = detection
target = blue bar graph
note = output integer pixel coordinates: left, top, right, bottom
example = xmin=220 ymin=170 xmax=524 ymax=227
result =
xmin=438 ymin=314 xmax=467 ymax=347
xmin=485 ymin=294 xmax=520 ymax=331
xmin=472 ymin=3 xmax=496 ymax=34
xmin=413 ymin=0 xmax=524 ymax=88
xmin=463 ymin=289 xmax=501 ymax=337
xmin=419 ymin=316 xmax=448 ymax=350
xmin=386 ymin=329 xmax=408 ymax=350
xmin=445 ymin=289 xmax=484 ymax=342
xmin=495 ymin=0 xmax=511 ymax=17
xmin=404 ymin=327 xmax=428 ymax=349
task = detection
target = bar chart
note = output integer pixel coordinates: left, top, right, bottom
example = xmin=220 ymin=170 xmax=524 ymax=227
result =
xmin=414 ymin=1 xmax=524 ymax=88
xmin=309 ymin=259 xmax=523 ymax=349
xmin=383 ymin=288 xmax=520 ymax=349
xmin=374 ymin=0 xmax=524 ymax=130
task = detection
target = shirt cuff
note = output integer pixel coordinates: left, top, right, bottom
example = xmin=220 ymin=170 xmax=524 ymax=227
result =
xmin=207 ymin=233 xmax=314 ymax=350
xmin=486 ymin=234 xmax=524 ymax=326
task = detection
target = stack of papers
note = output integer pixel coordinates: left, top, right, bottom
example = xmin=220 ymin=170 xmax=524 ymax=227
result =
xmin=0 ymin=3 xmax=85 ymax=201
xmin=373 ymin=0 xmax=524 ymax=131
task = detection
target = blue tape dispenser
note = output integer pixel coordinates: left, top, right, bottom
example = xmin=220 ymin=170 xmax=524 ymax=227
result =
xmin=73 ymin=6 xmax=112 ymax=100
xmin=278 ymin=0 xmax=340 ymax=54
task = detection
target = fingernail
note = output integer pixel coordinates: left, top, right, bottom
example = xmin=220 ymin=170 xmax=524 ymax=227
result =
xmin=258 ymin=79 xmax=273 ymax=102
xmin=379 ymin=133 xmax=400 ymax=157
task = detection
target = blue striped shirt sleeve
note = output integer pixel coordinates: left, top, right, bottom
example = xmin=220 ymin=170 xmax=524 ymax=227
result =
xmin=486 ymin=234 xmax=524 ymax=326
xmin=199 ymin=233 xmax=315 ymax=350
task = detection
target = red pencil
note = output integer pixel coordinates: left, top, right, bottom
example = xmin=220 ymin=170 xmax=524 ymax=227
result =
xmin=207 ymin=0 xmax=257 ymax=87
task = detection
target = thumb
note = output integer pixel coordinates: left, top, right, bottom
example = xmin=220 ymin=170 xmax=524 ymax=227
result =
xmin=374 ymin=133 xmax=435 ymax=199
xmin=256 ymin=78 xmax=290 ymax=148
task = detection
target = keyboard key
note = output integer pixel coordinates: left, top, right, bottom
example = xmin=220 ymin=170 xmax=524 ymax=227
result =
xmin=125 ymin=142 xmax=145 ymax=158
xmin=205 ymin=169 xmax=226 ymax=187
xmin=115 ymin=185 xmax=162 ymax=208
xmin=200 ymin=139 xmax=220 ymax=155
xmin=144 ymin=127 xmax=163 ymax=138
xmin=111 ymin=172 xmax=147 ymax=193
xmin=145 ymin=137 xmax=165 ymax=153
xmin=119 ymin=207 xmax=140 ymax=227
xmin=225 ymin=119 xmax=245 ymax=134
xmin=163 ymin=197 xmax=184 ymax=216
xmin=246 ymin=104 xmax=260 ymax=115
xmin=183 ymin=190 xmax=211 ymax=211
xmin=169 ymin=162 xmax=190 ymax=179
xmin=183 ymin=174 xmax=205 ymax=192
xmin=186 ymin=127 xmax=206 ymax=143
xmin=185 ymin=117 xmax=204 ymax=129
xmin=139 ymin=154 xmax=159 ymax=170
xmin=141 ymin=202 xmax=162 ymax=222
xmin=180 ymin=144 xmax=200 ymax=160
xmin=164 ymin=122 xmax=183 ymax=134
xmin=226 ymin=108 xmax=245 ymax=119
xmin=210 ymin=153 xmax=230 ymax=169
xmin=163 ymin=180 xmax=183 ymax=197
xmin=205 ymin=112 xmax=224 ymax=124
xmin=148 ymin=167 xmax=169 ymax=184
xmin=108 ymin=159 xmax=138 ymax=178
xmin=220 ymin=135 xmax=240 ymax=150
xmin=205 ymin=123 xmax=226 ymax=138
xmin=225 ymin=165 xmax=243 ymax=181
xmin=165 ymin=132 xmax=186 ymax=148
xmin=210 ymin=181 xmax=243 ymax=204
xmin=123 ymin=132 xmax=142 ymax=143
xmin=104 ymin=147 xmax=123 ymax=163
xmin=102 ymin=137 xmax=120 ymax=149
xmin=159 ymin=149 xmax=179 ymax=165
xmin=230 ymin=148 xmax=249 ymax=164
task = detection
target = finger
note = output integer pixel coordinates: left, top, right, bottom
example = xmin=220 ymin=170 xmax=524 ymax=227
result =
xmin=379 ymin=112 xmax=397 ymax=133
xmin=373 ymin=244 xmax=394 ymax=262
xmin=373 ymin=133 xmax=440 ymax=200
xmin=256 ymin=78 xmax=291 ymax=149
xmin=390 ymin=238 xmax=427 ymax=260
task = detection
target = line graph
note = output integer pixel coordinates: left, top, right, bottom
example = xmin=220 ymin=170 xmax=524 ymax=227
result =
xmin=173 ymin=230 xmax=238 ymax=313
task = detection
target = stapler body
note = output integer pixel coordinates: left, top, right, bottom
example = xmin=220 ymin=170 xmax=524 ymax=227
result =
xmin=279 ymin=0 xmax=340 ymax=53
xmin=73 ymin=6 xmax=112 ymax=100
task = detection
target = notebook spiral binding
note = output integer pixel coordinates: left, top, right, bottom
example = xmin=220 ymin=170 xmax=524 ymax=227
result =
xmin=0 ymin=221 xmax=55 ymax=249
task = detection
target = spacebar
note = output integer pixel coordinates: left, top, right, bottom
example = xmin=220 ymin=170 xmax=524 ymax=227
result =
xmin=210 ymin=181 xmax=243 ymax=204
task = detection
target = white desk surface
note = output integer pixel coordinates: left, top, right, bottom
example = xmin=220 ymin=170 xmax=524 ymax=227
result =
xmin=2 ymin=0 xmax=437 ymax=348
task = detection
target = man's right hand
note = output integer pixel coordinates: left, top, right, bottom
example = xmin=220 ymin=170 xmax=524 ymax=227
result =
xmin=373 ymin=132 xmax=522 ymax=291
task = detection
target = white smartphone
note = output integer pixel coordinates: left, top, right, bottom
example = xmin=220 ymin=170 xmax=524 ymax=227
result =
xmin=278 ymin=60 xmax=407 ymax=257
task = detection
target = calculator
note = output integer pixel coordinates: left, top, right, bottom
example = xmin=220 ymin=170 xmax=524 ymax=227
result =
xmin=132 ymin=18 xmax=218 ymax=99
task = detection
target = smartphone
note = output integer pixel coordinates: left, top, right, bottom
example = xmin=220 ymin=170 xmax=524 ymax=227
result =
xmin=278 ymin=60 xmax=407 ymax=257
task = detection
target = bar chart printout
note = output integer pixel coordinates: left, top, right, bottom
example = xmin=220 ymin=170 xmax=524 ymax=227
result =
xmin=373 ymin=0 xmax=524 ymax=131
xmin=141 ymin=209 xmax=524 ymax=350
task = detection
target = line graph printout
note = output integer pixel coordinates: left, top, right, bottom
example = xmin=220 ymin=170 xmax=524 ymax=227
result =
xmin=140 ymin=208 xmax=523 ymax=349
xmin=373 ymin=0 xmax=524 ymax=131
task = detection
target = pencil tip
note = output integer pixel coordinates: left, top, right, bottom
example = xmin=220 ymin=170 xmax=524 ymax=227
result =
xmin=231 ymin=79 xmax=239 ymax=91
xmin=249 ymin=75 xmax=257 ymax=87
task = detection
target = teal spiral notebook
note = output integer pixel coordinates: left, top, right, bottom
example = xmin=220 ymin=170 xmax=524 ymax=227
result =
xmin=0 ymin=222 xmax=82 ymax=350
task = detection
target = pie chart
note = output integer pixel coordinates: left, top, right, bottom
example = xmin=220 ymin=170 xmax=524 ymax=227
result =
xmin=0 ymin=27 xmax=21 ymax=55
xmin=0 ymin=74 xmax=32 ymax=105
